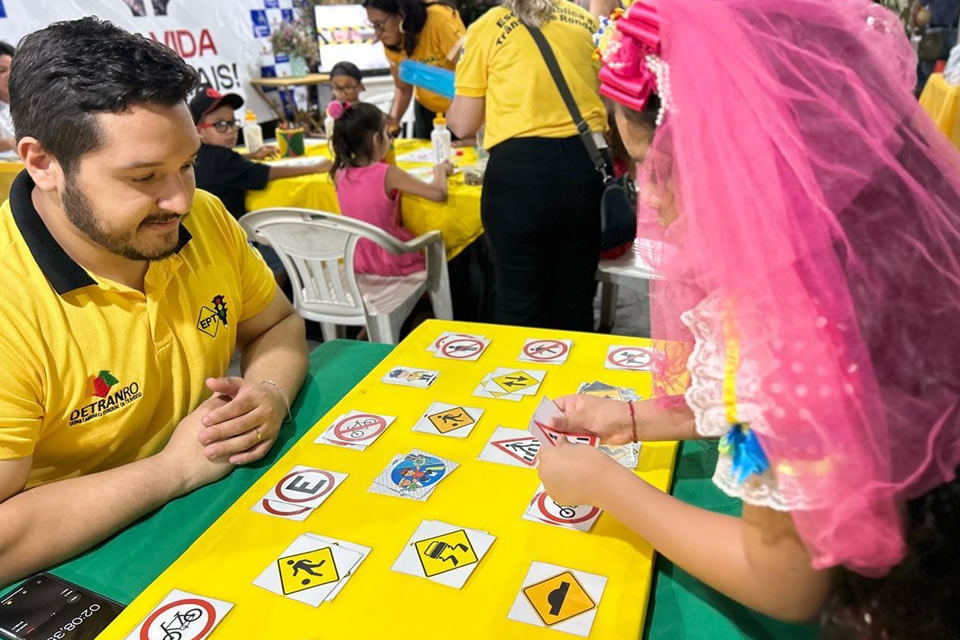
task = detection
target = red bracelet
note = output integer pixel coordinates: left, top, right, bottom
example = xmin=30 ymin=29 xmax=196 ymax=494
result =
xmin=627 ymin=400 xmax=637 ymax=441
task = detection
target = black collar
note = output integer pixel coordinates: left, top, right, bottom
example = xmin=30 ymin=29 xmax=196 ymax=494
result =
xmin=10 ymin=170 xmax=192 ymax=295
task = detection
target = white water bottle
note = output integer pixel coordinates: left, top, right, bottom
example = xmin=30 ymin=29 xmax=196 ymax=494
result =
xmin=243 ymin=110 xmax=264 ymax=154
xmin=431 ymin=113 xmax=452 ymax=165
xmin=324 ymin=111 xmax=335 ymax=140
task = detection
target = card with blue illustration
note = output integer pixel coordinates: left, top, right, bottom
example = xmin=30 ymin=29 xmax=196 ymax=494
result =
xmin=369 ymin=449 xmax=459 ymax=501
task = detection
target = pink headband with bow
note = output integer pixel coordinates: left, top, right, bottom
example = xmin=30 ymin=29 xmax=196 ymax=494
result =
xmin=327 ymin=101 xmax=352 ymax=120
xmin=596 ymin=1 xmax=662 ymax=112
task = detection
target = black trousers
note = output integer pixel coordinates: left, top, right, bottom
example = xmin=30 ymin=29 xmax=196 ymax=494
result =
xmin=413 ymin=101 xmax=461 ymax=141
xmin=481 ymin=136 xmax=603 ymax=331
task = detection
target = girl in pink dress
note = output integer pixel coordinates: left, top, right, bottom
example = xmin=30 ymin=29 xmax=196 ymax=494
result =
xmin=329 ymin=101 xmax=451 ymax=276
xmin=538 ymin=1 xmax=960 ymax=636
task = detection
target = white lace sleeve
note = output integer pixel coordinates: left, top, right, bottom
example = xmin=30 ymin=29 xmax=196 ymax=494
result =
xmin=681 ymin=295 xmax=792 ymax=512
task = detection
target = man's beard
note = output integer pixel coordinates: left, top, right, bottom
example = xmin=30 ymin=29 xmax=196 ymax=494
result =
xmin=62 ymin=175 xmax=184 ymax=261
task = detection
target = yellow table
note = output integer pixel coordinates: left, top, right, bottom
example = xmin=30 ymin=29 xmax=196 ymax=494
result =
xmin=246 ymin=138 xmax=484 ymax=260
xmin=98 ymin=320 xmax=677 ymax=639
xmin=919 ymin=72 xmax=960 ymax=150
xmin=0 ymin=160 xmax=18 ymax=204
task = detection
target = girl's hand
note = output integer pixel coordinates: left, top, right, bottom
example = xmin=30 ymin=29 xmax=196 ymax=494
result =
xmin=537 ymin=437 xmax=618 ymax=506
xmin=434 ymin=161 xmax=454 ymax=177
xmin=549 ymin=394 xmax=635 ymax=444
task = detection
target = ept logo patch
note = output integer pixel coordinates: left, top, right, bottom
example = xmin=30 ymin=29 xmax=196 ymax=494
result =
xmin=197 ymin=294 xmax=229 ymax=338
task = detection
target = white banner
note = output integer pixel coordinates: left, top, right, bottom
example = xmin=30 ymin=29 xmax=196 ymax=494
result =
xmin=0 ymin=0 xmax=309 ymax=121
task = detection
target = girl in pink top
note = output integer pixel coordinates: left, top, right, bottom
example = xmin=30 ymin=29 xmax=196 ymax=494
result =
xmin=329 ymin=101 xmax=451 ymax=276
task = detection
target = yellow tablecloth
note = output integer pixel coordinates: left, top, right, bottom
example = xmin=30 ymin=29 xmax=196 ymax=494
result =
xmin=98 ymin=320 xmax=677 ymax=640
xmin=246 ymin=139 xmax=484 ymax=260
xmin=919 ymin=72 xmax=960 ymax=150
xmin=0 ymin=161 xmax=19 ymax=204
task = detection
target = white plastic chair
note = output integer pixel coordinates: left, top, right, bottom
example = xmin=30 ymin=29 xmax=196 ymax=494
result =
xmin=240 ymin=208 xmax=453 ymax=344
xmin=596 ymin=239 xmax=664 ymax=333
xmin=363 ymin=90 xmax=415 ymax=138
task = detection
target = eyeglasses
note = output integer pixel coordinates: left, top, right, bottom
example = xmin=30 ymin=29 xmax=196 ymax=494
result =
xmin=368 ymin=17 xmax=390 ymax=32
xmin=197 ymin=119 xmax=242 ymax=133
xmin=332 ymin=82 xmax=361 ymax=94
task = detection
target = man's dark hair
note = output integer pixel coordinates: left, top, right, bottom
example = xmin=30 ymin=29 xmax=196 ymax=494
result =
xmin=9 ymin=17 xmax=199 ymax=174
xmin=0 ymin=41 xmax=14 ymax=58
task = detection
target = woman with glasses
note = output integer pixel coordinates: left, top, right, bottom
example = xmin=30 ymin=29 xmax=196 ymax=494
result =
xmin=363 ymin=0 xmax=465 ymax=139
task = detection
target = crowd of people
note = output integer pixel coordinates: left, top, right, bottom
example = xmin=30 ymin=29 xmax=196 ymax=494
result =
xmin=0 ymin=1 xmax=959 ymax=638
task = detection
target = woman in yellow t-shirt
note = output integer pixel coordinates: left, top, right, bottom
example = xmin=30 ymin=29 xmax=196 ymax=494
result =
xmin=364 ymin=0 xmax=466 ymax=138
xmin=447 ymin=0 xmax=606 ymax=331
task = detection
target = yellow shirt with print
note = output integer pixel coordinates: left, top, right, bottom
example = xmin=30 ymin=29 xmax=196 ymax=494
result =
xmin=0 ymin=172 xmax=277 ymax=489
xmin=385 ymin=3 xmax=466 ymax=114
xmin=455 ymin=2 xmax=607 ymax=150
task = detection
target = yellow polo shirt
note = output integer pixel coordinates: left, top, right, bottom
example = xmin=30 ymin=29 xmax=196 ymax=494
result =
xmin=455 ymin=2 xmax=607 ymax=149
xmin=385 ymin=3 xmax=466 ymax=114
xmin=0 ymin=171 xmax=277 ymax=489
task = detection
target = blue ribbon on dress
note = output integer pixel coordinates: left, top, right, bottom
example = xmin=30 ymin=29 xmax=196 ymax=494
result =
xmin=718 ymin=423 xmax=770 ymax=484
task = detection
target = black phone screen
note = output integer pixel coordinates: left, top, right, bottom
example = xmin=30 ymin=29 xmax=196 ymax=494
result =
xmin=0 ymin=573 xmax=124 ymax=640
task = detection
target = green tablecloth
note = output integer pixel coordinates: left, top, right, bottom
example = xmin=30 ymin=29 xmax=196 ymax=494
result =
xmin=2 ymin=340 xmax=817 ymax=640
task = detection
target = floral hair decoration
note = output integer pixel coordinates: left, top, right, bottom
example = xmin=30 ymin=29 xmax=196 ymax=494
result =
xmin=595 ymin=1 xmax=670 ymax=124
xmin=327 ymin=101 xmax=352 ymax=120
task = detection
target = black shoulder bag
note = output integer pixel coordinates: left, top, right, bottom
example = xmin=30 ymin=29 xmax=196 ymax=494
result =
xmin=524 ymin=23 xmax=637 ymax=251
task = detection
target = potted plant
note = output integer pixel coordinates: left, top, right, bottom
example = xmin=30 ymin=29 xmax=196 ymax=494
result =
xmin=270 ymin=12 xmax=319 ymax=77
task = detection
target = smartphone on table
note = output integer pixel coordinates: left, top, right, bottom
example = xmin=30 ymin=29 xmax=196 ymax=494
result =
xmin=0 ymin=572 xmax=124 ymax=640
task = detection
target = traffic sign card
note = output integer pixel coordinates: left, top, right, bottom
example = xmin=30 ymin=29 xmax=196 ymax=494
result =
xmin=478 ymin=426 xmax=541 ymax=468
xmin=253 ymin=534 xmax=369 ymax=607
xmin=523 ymin=484 xmax=602 ymax=533
xmin=391 ymin=520 xmax=495 ymax=589
xmin=518 ymin=338 xmax=573 ymax=365
xmin=507 ymin=562 xmax=607 ymax=637
xmin=251 ymin=465 xmax=347 ymax=521
xmin=412 ymin=401 xmax=485 ymax=438
xmin=315 ymin=411 xmax=396 ymax=450
xmin=122 ymin=589 xmax=232 ymax=640
xmin=473 ymin=367 xmax=545 ymax=401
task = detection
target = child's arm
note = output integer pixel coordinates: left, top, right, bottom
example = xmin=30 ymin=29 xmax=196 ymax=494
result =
xmin=385 ymin=163 xmax=451 ymax=203
xmin=267 ymin=159 xmax=331 ymax=181
xmin=538 ymin=441 xmax=832 ymax=622
xmin=549 ymin=394 xmax=698 ymax=444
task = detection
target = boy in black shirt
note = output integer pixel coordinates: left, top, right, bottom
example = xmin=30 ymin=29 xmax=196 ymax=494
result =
xmin=190 ymin=89 xmax=330 ymax=276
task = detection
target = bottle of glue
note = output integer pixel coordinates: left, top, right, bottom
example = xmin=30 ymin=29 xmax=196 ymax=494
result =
xmin=242 ymin=110 xmax=264 ymax=154
xmin=431 ymin=113 xmax=452 ymax=165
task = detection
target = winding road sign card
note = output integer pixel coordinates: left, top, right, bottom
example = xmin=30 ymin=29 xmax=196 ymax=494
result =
xmin=251 ymin=465 xmax=347 ymax=521
xmin=524 ymin=484 xmax=602 ymax=532
xmin=519 ymin=338 xmax=573 ymax=365
xmin=605 ymin=346 xmax=659 ymax=371
xmin=412 ymin=401 xmax=484 ymax=438
xmin=392 ymin=520 xmax=495 ymax=588
xmin=382 ymin=366 xmax=440 ymax=388
xmin=123 ymin=589 xmax=232 ymax=640
xmin=508 ymin=562 xmax=607 ymax=637
xmin=254 ymin=534 xmax=366 ymax=607
xmin=478 ymin=426 xmax=541 ymax=468
xmin=369 ymin=449 xmax=458 ymax=500
xmin=316 ymin=411 xmax=396 ymax=450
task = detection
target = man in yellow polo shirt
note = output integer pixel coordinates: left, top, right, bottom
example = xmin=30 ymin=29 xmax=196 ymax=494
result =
xmin=0 ymin=18 xmax=308 ymax=585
